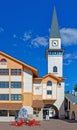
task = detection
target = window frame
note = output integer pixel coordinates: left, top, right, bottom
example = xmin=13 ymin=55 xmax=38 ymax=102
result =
xmin=11 ymin=69 xmax=21 ymax=75
xmin=0 ymin=59 xmax=7 ymax=65
xmin=0 ymin=110 xmax=8 ymax=116
xmin=11 ymin=82 xmax=22 ymax=88
xmin=0 ymin=82 xmax=9 ymax=88
xmin=0 ymin=69 xmax=9 ymax=75
xmin=0 ymin=94 xmax=9 ymax=100
xmin=11 ymin=94 xmax=22 ymax=101
xmin=53 ymin=66 xmax=57 ymax=72
xmin=47 ymin=90 xmax=52 ymax=95
xmin=47 ymin=80 xmax=52 ymax=86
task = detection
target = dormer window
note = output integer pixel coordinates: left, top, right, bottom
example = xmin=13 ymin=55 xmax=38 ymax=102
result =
xmin=47 ymin=80 xmax=52 ymax=86
xmin=0 ymin=59 xmax=7 ymax=65
xmin=53 ymin=66 xmax=57 ymax=72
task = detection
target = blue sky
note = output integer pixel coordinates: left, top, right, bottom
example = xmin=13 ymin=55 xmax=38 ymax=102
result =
xmin=0 ymin=0 xmax=77 ymax=91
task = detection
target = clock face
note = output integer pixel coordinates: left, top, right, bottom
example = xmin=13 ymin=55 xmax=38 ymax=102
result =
xmin=52 ymin=40 xmax=58 ymax=46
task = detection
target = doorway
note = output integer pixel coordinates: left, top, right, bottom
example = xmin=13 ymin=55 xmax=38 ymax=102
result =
xmin=43 ymin=104 xmax=58 ymax=119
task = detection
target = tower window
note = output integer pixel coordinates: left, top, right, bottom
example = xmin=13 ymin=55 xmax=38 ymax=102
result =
xmin=53 ymin=66 xmax=57 ymax=72
xmin=47 ymin=80 xmax=52 ymax=86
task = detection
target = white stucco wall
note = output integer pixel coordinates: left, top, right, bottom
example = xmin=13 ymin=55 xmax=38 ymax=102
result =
xmin=0 ymin=76 xmax=9 ymax=81
xmin=10 ymin=88 xmax=22 ymax=94
xmin=33 ymin=81 xmax=42 ymax=95
xmin=42 ymin=83 xmax=57 ymax=100
xmin=42 ymin=84 xmax=47 ymax=99
xmin=52 ymin=84 xmax=57 ymax=99
xmin=54 ymin=82 xmax=65 ymax=117
xmin=0 ymin=117 xmax=15 ymax=122
xmin=48 ymin=56 xmax=63 ymax=77
xmin=10 ymin=76 xmax=22 ymax=81
xmin=0 ymin=88 xmax=9 ymax=93
xmin=23 ymin=68 xmax=33 ymax=93
xmin=0 ymin=65 xmax=7 ymax=68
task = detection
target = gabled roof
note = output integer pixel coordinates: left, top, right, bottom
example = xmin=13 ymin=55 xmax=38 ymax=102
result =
xmin=0 ymin=51 xmax=38 ymax=76
xmin=50 ymin=7 xmax=61 ymax=38
xmin=34 ymin=73 xmax=64 ymax=82
xmin=65 ymin=93 xmax=77 ymax=104
xmin=42 ymin=73 xmax=63 ymax=82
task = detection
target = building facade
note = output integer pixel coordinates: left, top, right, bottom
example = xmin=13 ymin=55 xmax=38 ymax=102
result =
xmin=65 ymin=92 xmax=77 ymax=120
xmin=0 ymin=8 xmax=65 ymax=121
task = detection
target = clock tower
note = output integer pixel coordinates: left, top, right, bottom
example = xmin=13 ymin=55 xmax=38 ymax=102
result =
xmin=47 ymin=8 xmax=64 ymax=77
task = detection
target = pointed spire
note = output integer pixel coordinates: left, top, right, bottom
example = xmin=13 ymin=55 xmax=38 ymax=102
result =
xmin=50 ymin=7 xmax=61 ymax=38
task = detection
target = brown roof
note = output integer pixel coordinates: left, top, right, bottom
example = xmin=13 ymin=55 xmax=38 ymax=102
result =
xmin=0 ymin=103 xmax=22 ymax=110
xmin=34 ymin=74 xmax=65 ymax=82
xmin=32 ymin=100 xmax=44 ymax=108
xmin=0 ymin=51 xmax=38 ymax=76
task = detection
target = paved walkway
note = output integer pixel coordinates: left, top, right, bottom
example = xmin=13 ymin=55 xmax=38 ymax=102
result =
xmin=0 ymin=119 xmax=77 ymax=130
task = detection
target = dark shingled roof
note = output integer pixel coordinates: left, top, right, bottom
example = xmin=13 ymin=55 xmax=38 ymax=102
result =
xmin=65 ymin=93 xmax=77 ymax=104
xmin=50 ymin=7 xmax=61 ymax=38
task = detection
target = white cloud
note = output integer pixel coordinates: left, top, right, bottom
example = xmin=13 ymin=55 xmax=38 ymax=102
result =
xmin=13 ymin=34 xmax=17 ymax=38
xmin=63 ymin=52 xmax=77 ymax=66
xmin=60 ymin=28 xmax=77 ymax=46
xmin=64 ymin=52 xmax=77 ymax=60
xmin=74 ymin=52 xmax=77 ymax=59
xmin=23 ymin=32 xmax=32 ymax=41
xmin=74 ymin=55 xmax=77 ymax=59
xmin=64 ymin=54 xmax=72 ymax=59
xmin=0 ymin=27 xmax=4 ymax=33
xmin=31 ymin=36 xmax=48 ymax=47
xmin=65 ymin=83 xmax=70 ymax=87
xmin=64 ymin=60 xmax=72 ymax=66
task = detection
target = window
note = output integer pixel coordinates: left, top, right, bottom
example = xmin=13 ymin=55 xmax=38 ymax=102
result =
xmin=11 ymin=69 xmax=21 ymax=75
xmin=11 ymin=82 xmax=22 ymax=88
xmin=58 ymin=83 xmax=61 ymax=86
xmin=0 ymin=82 xmax=9 ymax=88
xmin=47 ymin=90 xmax=52 ymax=95
xmin=0 ymin=94 xmax=9 ymax=100
xmin=11 ymin=94 xmax=22 ymax=100
xmin=9 ymin=110 xmax=17 ymax=116
xmin=0 ymin=110 xmax=8 ymax=116
xmin=0 ymin=59 xmax=7 ymax=65
xmin=47 ymin=80 xmax=52 ymax=86
xmin=33 ymin=108 xmax=41 ymax=114
xmin=53 ymin=66 xmax=57 ymax=72
xmin=0 ymin=69 xmax=9 ymax=75
xmin=48 ymin=51 xmax=62 ymax=55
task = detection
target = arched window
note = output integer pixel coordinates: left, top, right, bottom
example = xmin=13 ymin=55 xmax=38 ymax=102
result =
xmin=47 ymin=80 xmax=52 ymax=86
xmin=53 ymin=66 xmax=57 ymax=72
xmin=0 ymin=59 xmax=7 ymax=65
